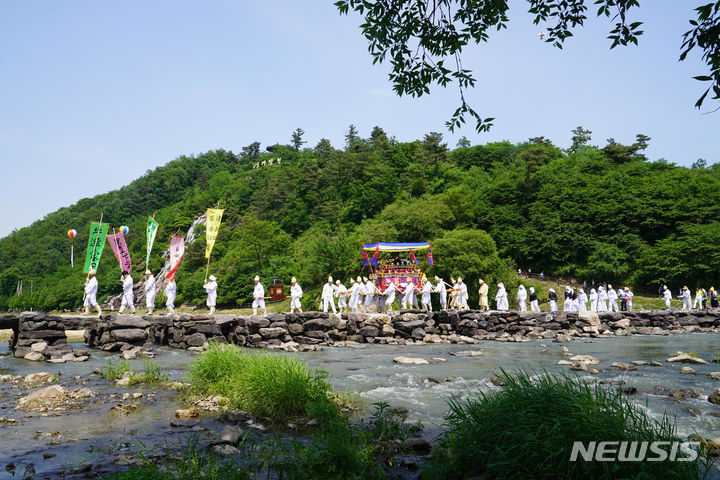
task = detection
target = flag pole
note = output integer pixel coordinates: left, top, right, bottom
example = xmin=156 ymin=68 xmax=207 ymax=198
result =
xmin=204 ymin=256 xmax=210 ymax=283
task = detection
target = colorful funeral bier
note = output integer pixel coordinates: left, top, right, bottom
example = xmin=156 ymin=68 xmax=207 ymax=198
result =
xmin=361 ymin=242 xmax=434 ymax=292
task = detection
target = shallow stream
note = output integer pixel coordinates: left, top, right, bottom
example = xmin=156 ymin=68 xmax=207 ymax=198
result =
xmin=0 ymin=333 xmax=718 ymax=478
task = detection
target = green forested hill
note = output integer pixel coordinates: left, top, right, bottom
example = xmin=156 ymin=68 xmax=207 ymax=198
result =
xmin=1 ymin=128 xmax=719 ymax=311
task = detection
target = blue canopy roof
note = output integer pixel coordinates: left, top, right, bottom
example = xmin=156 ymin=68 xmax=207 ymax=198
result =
xmin=362 ymin=242 xmax=430 ymax=252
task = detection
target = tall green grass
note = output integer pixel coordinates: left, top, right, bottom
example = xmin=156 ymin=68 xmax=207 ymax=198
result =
xmin=129 ymin=360 xmax=171 ymax=386
xmin=423 ymin=370 xmax=709 ymax=480
xmin=187 ymin=344 xmax=334 ymax=421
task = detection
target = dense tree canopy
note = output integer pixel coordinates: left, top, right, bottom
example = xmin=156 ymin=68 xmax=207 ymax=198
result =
xmin=335 ymin=0 xmax=720 ymax=132
xmin=0 ymin=127 xmax=718 ymax=311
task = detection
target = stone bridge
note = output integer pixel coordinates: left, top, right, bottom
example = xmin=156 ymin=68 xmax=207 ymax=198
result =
xmin=2 ymin=309 xmax=720 ymax=361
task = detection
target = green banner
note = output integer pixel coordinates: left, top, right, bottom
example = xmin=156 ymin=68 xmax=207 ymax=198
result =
xmin=146 ymin=217 xmax=159 ymax=266
xmin=83 ymin=222 xmax=109 ymax=273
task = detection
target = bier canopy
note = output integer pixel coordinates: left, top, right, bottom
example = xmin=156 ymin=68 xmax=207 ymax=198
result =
xmin=362 ymin=242 xmax=430 ymax=252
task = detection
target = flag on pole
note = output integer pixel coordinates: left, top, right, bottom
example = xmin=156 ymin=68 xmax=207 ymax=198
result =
xmin=427 ymin=248 xmax=434 ymax=266
xmin=107 ymin=231 xmax=132 ymax=272
xmin=165 ymin=236 xmax=185 ymax=281
xmin=362 ymin=250 xmax=369 ymax=267
xmin=83 ymin=222 xmax=109 ymax=273
xmin=205 ymin=209 xmax=224 ymax=259
xmin=146 ymin=217 xmax=159 ymax=266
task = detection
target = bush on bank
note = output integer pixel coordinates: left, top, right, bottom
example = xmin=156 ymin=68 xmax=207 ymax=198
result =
xmin=422 ymin=370 xmax=709 ymax=480
xmin=187 ymin=344 xmax=335 ymax=421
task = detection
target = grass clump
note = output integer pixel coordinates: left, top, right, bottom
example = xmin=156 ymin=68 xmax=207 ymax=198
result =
xmin=268 ymin=401 xmax=419 ymax=480
xmin=423 ymin=370 xmax=709 ymax=480
xmin=101 ymin=359 xmax=130 ymax=381
xmin=128 ymin=361 xmax=171 ymax=386
xmin=187 ymin=344 xmax=334 ymax=421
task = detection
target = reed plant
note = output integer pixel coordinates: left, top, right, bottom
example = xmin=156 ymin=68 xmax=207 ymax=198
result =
xmin=423 ymin=370 xmax=709 ymax=480
xmin=187 ymin=344 xmax=334 ymax=421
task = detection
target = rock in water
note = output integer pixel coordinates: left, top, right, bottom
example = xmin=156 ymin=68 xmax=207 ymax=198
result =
xmin=681 ymin=366 xmax=696 ymax=375
xmin=570 ymin=362 xmax=588 ymax=372
xmin=175 ymin=407 xmax=199 ymax=418
xmin=666 ymin=353 xmax=709 ymax=364
xmin=569 ymin=355 xmax=600 ymax=365
xmin=611 ymin=362 xmax=637 ymax=371
xmin=23 ymin=352 xmax=45 ymax=362
xmin=16 ymin=385 xmax=65 ymax=411
xmin=393 ymin=356 xmax=429 ymax=365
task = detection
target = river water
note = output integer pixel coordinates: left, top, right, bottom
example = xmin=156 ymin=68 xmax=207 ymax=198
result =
xmin=1 ymin=333 xmax=719 ymax=478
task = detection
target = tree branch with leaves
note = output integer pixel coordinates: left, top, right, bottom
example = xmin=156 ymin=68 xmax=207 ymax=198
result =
xmin=335 ymin=0 xmax=720 ymax=132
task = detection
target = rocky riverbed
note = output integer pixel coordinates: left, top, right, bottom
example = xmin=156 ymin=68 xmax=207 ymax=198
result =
xmin=1 ymin=333 xmax=719 ymax=478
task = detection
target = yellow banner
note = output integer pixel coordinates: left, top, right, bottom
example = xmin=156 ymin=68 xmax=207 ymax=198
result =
xmin=205 ymin=208 xmax=224 ymax=259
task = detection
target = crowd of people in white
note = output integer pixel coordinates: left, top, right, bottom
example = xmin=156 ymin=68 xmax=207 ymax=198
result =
xmin=82 ymin=271 xmax=719 ymax=317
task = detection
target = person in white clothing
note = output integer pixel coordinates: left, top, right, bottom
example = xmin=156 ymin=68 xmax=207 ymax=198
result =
xmin=83 ymin=270 xmax=102 ymax=316
xmin=578 ymin=288 xmax=588 ymax=312
xmin=164 ymin=278 xmax=176 ymax=315
xmin=434 ymin=276 xmax=448 ymax=310
xmin=401 ymin=282 xmax=415 ymax=309
xmin=144 ymin=270 xmax=156 ymax=314
xmin=289 ymin=277 xmax=303 ymax=313
xmin=589 ymin=288 xmax=598 ymax=312
xmin=529 ymin=286 xmax=540 ymax=312
xmin=420 ymin=277 xmax=434 ymax=312
xmin=335 ymin=280 xmax=348 ymax=313
xmin=662 ymin=285 xmax=672 ymax=309
xmin=495 ymin=283 xmax=509 ymax=311
xmin=597 ymin=286 xmax=608 ymax=312
xmin=322 ymin=277 xmax=337 ymax=313
xmin=357 ymin=276 xmax=366 ymax=312
xmin=457 ymin=278 xmax=469 ymax=310
xmin=548 ymin=288 xmax=558 ymax=312
xmin=349 ymin=278 xmax=361 ymax=312
xmin=118 ymin=271 xmax=136 ymax=314
xmin=563 ymin=286 xmax=574 ymax=311
xmin=516 ymin=285 xmax=527 ymax=312
xmin=364 ymin=278 xmax=375 ymax=312
xmin=607 ymin=285 xmax=619 ymax=312
xmin=252 ymin=276 xmax=266 ymax=315
xmin=681 ymin=286 xmax=692 ymax=310
xmin=203 ymin=275 xmax=218 ymax=314
xmin=384 ymin=281 xmax=397 ymax=313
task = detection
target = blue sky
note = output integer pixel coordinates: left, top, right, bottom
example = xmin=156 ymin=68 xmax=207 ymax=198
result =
xmin=0 ymin=1 xmax=717 ymax=237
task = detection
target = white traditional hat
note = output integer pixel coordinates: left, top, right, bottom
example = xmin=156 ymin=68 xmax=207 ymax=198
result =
xmin=457 ymin=277 xmax=463 ymax=282
xmin=328 ymin=276 xmax=333 ymax=283
xmin=356 ymin=276 xmax=362 ymax=283
xmin=88 ymin=269 xmax=96 ymax=275
xmin=145 ymin=269 xmax=152 ymax=275
xmin=209 ymin=275 xmax=217 ymax=281
xmin=363 ymin=277 xmax=369 ymax=282
xmin=291 ymin=277 xmax=297 ymax=283
xmin=335 ymin=280 xmax=340 ymax=284
xmin=434 ymin=276 xmax=440 ymax=282
xmin=254 ymin=275 xmax=260 ymax=281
